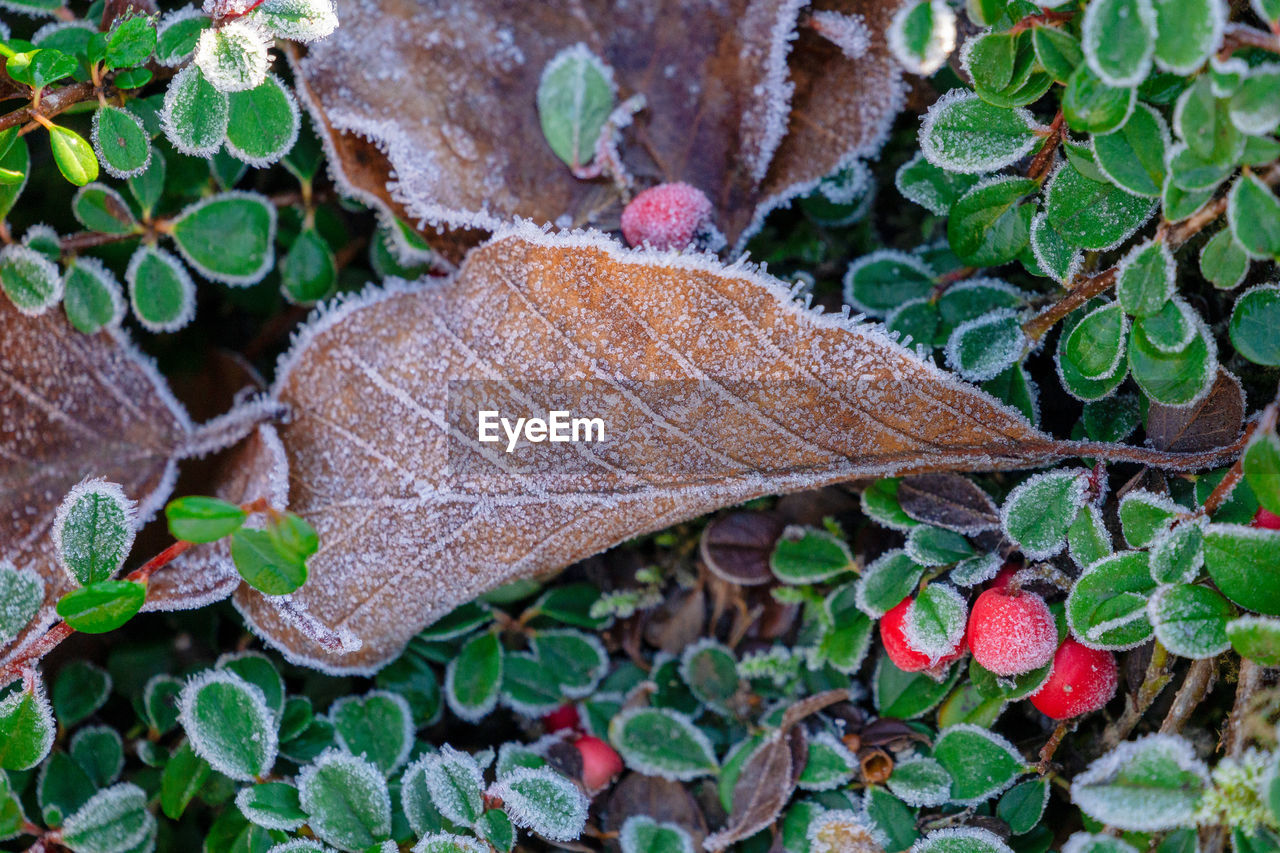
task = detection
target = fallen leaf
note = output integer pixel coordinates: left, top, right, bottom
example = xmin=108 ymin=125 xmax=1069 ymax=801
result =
xmin=226 ymin=226 xmax=1246 ymax=672
xmin=897 ymin=472 xmax=1000 ymax=534
xmin=604 ymin=773 xmax=709 ymax=847
xmin=704 ymin=730 xmax=798 ymax=851
xmin=700 ymin=511 xmax=785 ymax=586
xmin=291 ymin=0 xmax=903 ymax=251
xmin=1147 ymin=369 xmax=1245 ymax=453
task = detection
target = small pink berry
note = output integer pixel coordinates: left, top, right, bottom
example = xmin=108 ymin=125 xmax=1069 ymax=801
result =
xmin=542 ymin=703 xmax=580 ymax=733
xmin=1029 ymin=639 xmax=1117 ymax=720
xmin=1252 ymin=507 xmax=1280 ymax=530
xmin=967 ymin=588 xmax=1058 ymax=676
xmin=620 ymin=183 xmax=713 ymax=250
xmin=574 ymin=735 xmax=623 ymax=791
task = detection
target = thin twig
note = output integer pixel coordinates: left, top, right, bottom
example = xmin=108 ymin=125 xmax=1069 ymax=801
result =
xmin=1222 ymin=659 xmax=1265 ymax=757
xmin=1199 ymin=391 xmax=1278 ymax=517
xmin=1160 ymin=658 xmax=1218 ymax=734
xmin=0 ymin=82 xmax=97 ymax=133
xmin=1101 ymin=642 xmax=1174 ymax=749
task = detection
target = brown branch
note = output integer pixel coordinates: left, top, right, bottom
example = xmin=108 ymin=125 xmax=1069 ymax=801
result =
xmin=1222 ymin=659 xmax=1265 ymax=757
xmin=1027 ymin=111 xmax=1065 ymax=183
xmin=1218 ymin=23 xmax=1280 ymax=58
xmin=1159 ymin=658 xmax=1218 ymax=734
xmin=1101 ymin=642 xmax=1174 ymax=749
xmin=1199 ymin=392 xmax=1278 ymax=517
xmin=1023 ymin=269 xmax=1117 ymax=340
xmin=0 ymin=82 xmax=97 ymax=133
xmin=58 ymin=230 xmax=141 ymax=254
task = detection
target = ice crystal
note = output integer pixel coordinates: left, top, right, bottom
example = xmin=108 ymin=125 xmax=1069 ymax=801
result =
xmin=1194 ymin=749 xmax=1279 ymax=832
xmin=194 ymin=20 xmax=272 ymax=93
xmin=486 ymin=766 xmax=588 ymax=842
xmin=421 ymin=745 xmax=484 ymax=828
xmin=810 ymin=10 xmax=871 ymax=59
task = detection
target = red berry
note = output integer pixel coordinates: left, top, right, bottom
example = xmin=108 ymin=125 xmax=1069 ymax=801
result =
xmin=967 ymin=588 xmax=1058 ymax=676
xmin=574 ymin=735 xmax=623 ymax=791
xmin=1253 ymin=507 xmax=1280 ymax=530
xmin=620 ymin=183 xmax=713 ymax=250
xmin=880 ymin=596 xmax=965 ymax=673
xmin=1029 ymin=639 xmax=1118 ymax=720
xmin=542 ymin=703 xmax=580 ymax=733
xmin=989 ymin=563 xmax=1020 ymax=592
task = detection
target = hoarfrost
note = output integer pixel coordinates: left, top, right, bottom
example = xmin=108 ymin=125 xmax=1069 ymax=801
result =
xmin=194 ymin=20 xmax=272 ymax=93
xmin=50 ymin=478 xmax=136 ymax=586
xmin=810 ymin=10 xmax=871 ymax=59
xmin=486 ymin=765 xmax=589 ymax=842
xmin=60 ymin=783 xmax=154 ymax=853
xmin=1070 ymin=733 xmax=1209 ymax=831
xmin=420 ymin=745 xmax=485 ymax=828
xmin=177 ymin=669 xmax=278 ymax=780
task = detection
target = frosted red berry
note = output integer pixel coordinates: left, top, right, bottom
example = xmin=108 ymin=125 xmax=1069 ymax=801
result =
xmin=543 ymin=703 xmax=580 ymax=733
xmin=1029 ymin=638 xmax=1118 ymax=720
xmin=620 ymin=183 xmax=713 ymax=250
xmin=967 ymin=587 xmax=1058 ymax=676
xmin=574 ymin=734 xmax=623 ymax=791
xmin=880 ymin=596 xmax=965 ymax=673
xmin=1253 ymin=507 xmax=1280 ymax=530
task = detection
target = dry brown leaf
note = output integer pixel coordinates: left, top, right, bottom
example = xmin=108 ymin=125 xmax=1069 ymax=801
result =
xmin=1147 ymin=369 xmax=1245 ymax=453
xmin=292 ymin=0 xmax=902 ymax=251
xmin=225 ymin=225 xmax=1240 ymax=673
xmin=0 ymin=304 xmax=276 ymax=665
xmin=704 ymin=731 xmax=798 ymax=851
xmin=897 ymin=472 xmax=1000 ymax=534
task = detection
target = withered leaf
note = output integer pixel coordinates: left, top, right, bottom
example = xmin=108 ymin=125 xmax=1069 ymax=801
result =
xmin=700 ymin=511 xmax=785 ymax=586
xmin=292 ymin=0 xmax=903 ymax=250
xmin=230 ymin=226 xmax=1242 ymax=672
xmin=1147 ymin=369 xmax=1245 ymax=454
xmin=605 ymin=773 xmax=709 ymax=847
xmin=704 ymin=731 xmax=798 ymax=852
xmin=897 ymin=472 xmax=1000 ymax=534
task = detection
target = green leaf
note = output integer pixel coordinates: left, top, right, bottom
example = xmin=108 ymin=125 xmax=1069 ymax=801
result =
xmin=1063 ymin=65 xmax=1136 ymax=134
xmin=170 ymin=191 xmax=276 ymax=285
xmin=230 ymin=524 xmax=310 ymax=595
xmin=1243 ymin=430 xmax=1280 ymax=514
xmin=39 ymin=751 xmax=96 ymax=827
xmin=71 ymin=726 xmax=123 ymax=787
xmin=155 ymin=8 xmax=209 ymax=65
xmin=445 ymin=630 xmax=503 ymax=721
xmin=226 ymin=74 xmax=300 ymax=167
xmin=177 ymin=670 xmax=278 ymax=781
xmin=770 ymin=525 xmax=854 ymax=583
xmin=906 ymin=525 xmax=974 ymax=566
xmin=933 ymin=724 xmax=1025 ymax=804
xmin=1046 ymin=161 xmax=1154 ymax=250
xmin=1230 ymin=284 xmax=1280 ymax=366
xmin=281 ymin=226 xmax=336 ymax=304
xmin=417 ymin=744 xmax=484 ymax=827
xmin=1149 ymin=519 xmax=1206 ymax=584
xmin=1128 ymin=316 xmax=1215 ymax=406
xmin=1116 ymin=239 xmax=1173 ymax=317
xmin=90 ymin=107 xmax=150 ymax=179
xmin=914 ymin=827 xmax=1014 ymax=853
xmin=253 ymin=0 xmax=339 ymax=42
xmin=328 ymin=690 xmax=413 ymax=776
xmin=127 ymin=150 xmax=166 ymax=219
xmin=817 ymin=582 xmax=874 ymax=674
xmin=620 ymin=815 xmax=696 ymax=853
xmin=60 ymin=783 xmax=154 ymax=853
xmin=235 ymin=781 xmax=306 ymax=831
xmin=944 ymin=309 xmax=1025 ymax=383
xmin=532 ymin=628 xmax=607 ymax=697
xmin=1229 ymin=68 xmax=1280 ymax=136
xmin=947 ymin=176 xmax=1035 ymax=266
xmin=1226 ymin=615 xmax=1280 ymax=665
xmin=1066 ymin=551 xmax=1156 ymax=649
xmin=166 ymin=496 xmax=247 ymax=543
xmin=1119 ymin=490 xmax=1184 ymax=547
xmin=1082 ymin=394 xmax=1140 ymax=444
xmin=1204 ymin=523 xmax=1280 ymax=614
xmin=874 ymin=653 xmax=961 ymax=718
xmin=0 ymin=562 xmax=42 ymax=644
xmin=161 ymin=65 xmax=229 ymax=157
xmin=0 ymin=684 xmax=55 ymax=770
xmin=103 ymin=15 xmax=156 ymax=71
xmin=610 ymin=707 xmax=717 ymax=780
xmin=856 ymin=549 xmax=926 ymax=616
xmin=1149 ymin=583 xmax=1233 ymax=659
xmin=111 ymin=68 xmax=152 ymax=89
xmin=1001 ymin=470 xmax=1086 ymax=559
xmin=903 ymin=583 xmax=968 ymax=663
xmin=1070 ymin=734 xmax=1208 ymax=831
xmin=488 ymin=766 xmax=588 ymax=843
xmin=920 ymin=91 xmax=1039 ymax=174
xmin=1092 ymin=104 xmax=1169 ymax=197
xmin=966 ymin=30 xmax=1052 ymax=108
xmin=1152 ymin=0 xmax=1221 ymax=73
xmin=1082 ymin=0 xmax=1155 ymax=86
xmin=7 ymin=49 xmax=78 ymax=89
xmin=1199 ymin=227 xmax=1249 ymax=290
xmin=536 ymin=44 xmax=615 ymax=168
xmin=1228 ymin=173 xmax=1280 ymax=259
xmin=0 ymin=244 xmax=62 ymax=315
xmin=125 ymin=245 xmax=195 ymax=333
xmin=52 ymin=660 xmax=111 ymax=728
xmin=63 ymin=258 xmax=125 ymax=334
xmin=48 ymin=125 xmax=99 ymax=187
xmin=0 ymin=134 xmax=30 ymax=221
xmin=1030 ymin=211 xmax=1080 ymax=282
xmin=1163 ymin=169 xmax=1214 ymax=221
xmin=998 ymin=777 xmax=1050 ymax=834
xmin=895 ymin=152 xmax=980 ymax=215
xmin=1174 ymin=76 xmax=1243 ymax=163
xmin=298 ymin=751 xmax=391 ymax=850
xmin=1033 ymin=25 xmax=1083 ymax=84
xmin=843 ymin=250 xmax=935 ymax=316
xmin=57 ymin=580 xmax=145 ymax=634
xmin=1062 ymin=301 xmax=1127 ymax=381
xmin=679 ymin=639 xmax=739 ymax=709
xmin=72 ymin=183 xmax=137 ymax=235
xmin=887 ymin=756 xmax=952 ymax=807
xmin=143 ymin=674 xmax=183 ymax=734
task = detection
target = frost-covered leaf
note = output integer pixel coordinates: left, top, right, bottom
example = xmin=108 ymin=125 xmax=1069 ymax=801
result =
xmin=1231 ymin=285 xmax=1280 ymax=366
xmin=1229 ymin=67 xmax=1280 ymax=137
xmin=1064 ymin=65 xmax=1135 ymax=134
xmin=486 ymin=766 xmax=588 ymax=842
xmin=236 ymin=782 xmax=306 ymax=831
xmin=902 ymin=583 xmax=967 ymax=664
xmin=610 ymin=707 xmax=717 ymax=780
xmin=170 ymin=191 xmax=276 ymax=286
xmin=52 ymin=660 xmax=110 ymax=731
xmin=844 ymin=249 xmax=935 ymax=316
xmin=419 ymin=745 xmax=484 ymax=827
xmin=798 ymin=731 xmax=857 ymax=791
xmin=1070 ymin=734 xmax=1209 ymax=831
xmin=281 ymin=227 xmax=336 ymax=305
xmin=944 ymin=309 xmax=1025 ymax=382
xmin=63 ymin=258 xmax=125 ymax=335
xmin=887 ymin=756 xmax=951 ymax=807
xmin=1117 ymin=239 xmax=1174 ymax=317
xmin=444 ymin=631 xmax=502 ymax=721
xmin=906 ymin=525 xmax=973 ymax=565
xmin=818 ymin=582 xmax=874 ymax=673
xmin=1046 ymin=161 xmax=1155 ymax=250
xmin=1149 ymin=518 xmax=1205 ymax=584
xmin=52 ymin=478 xmax=135 ymax=586
xmin=1203 ymin=523 xmax=1280 ymax=615
xmin=126 ymin=245 xmax=195 ymax=333
xmin=70 ymin=725 xmax=122 ymax=788
xmin=888 ymin=0 xmax=955 ymax=75
xmin=680 ymin=639 xmax=739 ymax=709
xmin=0 ymin=245 xmax=62 ymax=315
xmin=770 ymin=525 xmax=854 ymax=583
xmin=194 ymin=20 xmax=271 ymax=93
xmin=1152 ymin=0 xmax=1222 ymax=73
xmin=1067 ymin=551 xmax=1156 ymax=649
xmin=60 ymin=783 xmax=153 ymax=853
xmin=1061 ymin=302 xmax=1128 ymax=381
xmin=1119 ymin=490 xmax=1184 ymax=548
xmin=1148 ymin=583 xmax=1232 ymax=659
xmin=412 ymin=834 xmax=486 ymax=853
xmin=0 ymin=563 xmax=42 ymax=644
xmin=299 ymin=751 xmax=392 ymax=851
xmin=932 ymin=724 xmax=1025 ymax=804
xmin=291 ymin=0 xmax=903 ymax=249
xmin=1128 ymin=310 xmax=1217 ymax=406
xmin=1227 ymin=174 xmax=1280 ymax=260
xmin=1175 ymin=76 xmax=1243 ymax=163
xmin=947 ymin=177 xmax=1035 ymax=266
xmin=896 ymin=152 xmax=980 ymax=216
xmin=90 ymin=107 xmax=150 ymax=180
xmin=0 ymin=679 xmax=54 ymax=771
xmin=531 ymin=629 xmax=607 ymax=697
xmin=1226 ymin=615 xmax=1280 ymax=665
xmin=329 ymin=690 xmax=413 ymax=775
xmin=1199 ymin=228 xmax=1249 ymax=290
xmin=161 ymin=65 xmax=229 ymax=157
xmin=178 ymin=670 xmax=278 ymax=781
xmin=913 ymin=827 xmax=1014 ymax=853
xmin=875 ymin=653 xmax=961 ymax=718
xmin=252 ymin=0 xmax=337 ymax=41
xmin=706 ymin=731 xmax=796 ymax=850
xmin=857 ymin=550 xmax=926 ymax=617
xmin=997 ymin=777 xmax=1049 ymax=835
xmin=619 ymin=816 xmax=694 ymax=853
xmin=1092 ymin=104 xmax=1168 ymax=198
xmin=1001 ymin=470 xmax=1087 ymax=559
xmin=73 ymin=183 xmax=137 ymax=235
xmin=1082 ymin=0 xmax=1156 ymax=87
xmin=226 ymin=75 xmax=301 ymax=167
xmin=536 ymin=44 xmax=615 ymax=170
xmin=1063 ymin=834 xmax=1141 ymax=853
xmin=222 ymin=227 xmax=1168 ymax=672
xmin=919 ymin=91 xmax=1038 ymax=174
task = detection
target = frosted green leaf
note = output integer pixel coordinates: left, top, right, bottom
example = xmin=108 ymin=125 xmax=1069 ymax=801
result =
xmin=1119 ymin=490 xmax=1185 ymax=548
xmin=194 ymin=20 xmax=270 ymax=93
xmin=912 ymin=827 xmax=1014 ymax=853
xmin=1230 ymin=284 xmax=1280 ymax=366
xmin=536 ymin=44 xmax=615 ymax=169
xmin=906 ymin=525 xmax=974 ymax=566
xmin=1226 ymin=615 xmax=1280 ymax=665
xmin=843 ymin=249 xmax=935 ymax=316
xmin=951 ymin=551 xmax=1003 ymax=586
xmin=0 ymin=562 xmax=41 ymax=644
xmin=770 ymin=525 xmax=854 ymax=583
xmin=1063 ymin=65 xmax=1135 ymax=134
xmin=71 ymin=725 xmax=123 ymax=787
xmin=963 ymin=30 xmax=1053 ymax=108
xmin=412 ymin=834 xmax=485 ymax=853
xmin=217 ymin=651 xmax=284 ymax=722
xmin=889 ymin=0 xmax=956 ymax=74
xmin=856 ymin=549 xmax=926 ymax=616
xmin=1174 ymin=77 xmax=1243 ymax=163
xmin=161 ymin=65 xmax=229 ymax=157
xmin=531 ymin=629 xmax=607 ymax=698
xmin=876 ymin=654 xmax=961 ymax=718
xmin=1199 ymin=228 xmax=1249 ymax=290
xmin=1134 ymin=297 xmax=1194 ymax=353
xmin=226 ymin=74 xmax=300 ymax=167
xmin=1033 ymin=25 xmax=1083 ymax=84
xmin=888 ymin=756 xmax=951 ymax=806
xmin=1092 ymin=103 xmax=1168 ymax=197
xmin=486 ymin=766 xmax=588 ymax=843
xmin=1067 ymin=551 xmax=1156 ymax=649
xmin=1082 ymin=0 xmax=1155 ymax=86
xmin=170 ymin=191 xmax=276 ymax=285
xmin=0 ymin=682 xmax=55 ymax=771
xmin=419 ymin=745 xmax=483 ymax=827
xmin=1000 ymin=470 xmax=1087 ymax=559
xmin=1203 ymin=523 xmax=1280 ymax=615
xmin=1243 ymin=430 xmax=1280 ymax=515
xmin=252 ymin=0 xmax=337 ymax=42
xmin=610 ymin=708 xmax=717 ymax=780
xmin=1228 ymin=173 xmax=1280 ymax=260
xmin=1046 ymin=161 xmax=1154 ymax=250
xmin=798 ymin=730 xmax=857 ymax=791
xmin=619 ymin=816 xmax=695 ymax=853
xmin=399 ymin=755 xmax=445 ymax=836
xmin=997 ymin=777 xmax=1050 ymax=835
xmin=903 ymin=583 xmax=967 ymax=664
xmin=60 ymin=783 xmax=153 ymax=853
xmin=1070 ymin=734 xmax=1208 ymax=831
xmin=90 ymin=107 xmax=150 ymax=180
xmin=329 ymin=690 xmax=414 ymax=776
xmin=895 ymin=152 xmax=980 ymax=215
xmin=1117 ymin=239 xmax=1174 ymax=317
xmin=1128 ymin=314 xmax=1216 ymax=406
xmin=281 ymin=226 xmax=336 ymax=304
xmin=1162 ymin=169 xmax=1214 ymax=221
xmin=126 ymin=245 xmax=195 ymax=333
xmin=1168 ymin=142 xmax=1232 ymax=191
xmin=52 ymin=478 xmax=136 ymax=586
xmin=299 ymin=751 xmax=391 ymax=851
xmin=155 ymin=7 xmax=209 ymax=66
xmin=444 ymin=631 xmax=502 ymax=722
xmin=1152 ymin=0 xmax=1223 ymax=73
xmin=1228 ymin=67 xmax=1280 ymax=137
xmin=944 ymin=309 xmax=1025 ymax=382
xmin=932 ymin=724 xmax=1025 ymax=804
xmin=1062 ymin=302 xmax=1127 ymax=381
xmin=946 ymin=177 xmax=1035 ymax=266
xmin=73 ymin=183 xmax=137 ymax=235
xmin=62 ymin=257 xmax=125 ymax=334
xmin=1149 ymin=519 xmax=1205 ymax=584
xmin=818 ymin=582 xmax=874 ymax=674
xmin=236 ymin=782 xmax=306 ymax=831
xmin=499 ymin=651 xmax=560 ymax=716
xmin=919 ymin=90 xmax=1039 ymax=174
xmin=0 ymin=244 xmax=62 ymax=315
xmin=177 ymin=670 xmax=278 ymax=781
xmin=1030 ymin=212 xmax=1080 ymax=283
xmin=1063 ymin=833 xmax=1141 ymax=853
xmin=679 ymin=638 xmax=739 ymax=709
xmin=1148 ymin=583 xmax=1232 ymax=659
